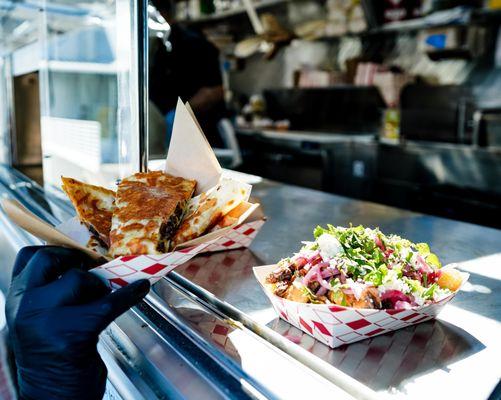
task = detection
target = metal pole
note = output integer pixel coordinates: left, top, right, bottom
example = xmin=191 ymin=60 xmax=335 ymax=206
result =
xmin=137 ymin=0 xmax=149 ymax=172
xmin=241 ymin=0 xmax=264 ymax=35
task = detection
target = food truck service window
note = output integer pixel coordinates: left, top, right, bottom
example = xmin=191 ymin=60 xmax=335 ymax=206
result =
xmin=0 ymin=0 xmax=146 ymax=192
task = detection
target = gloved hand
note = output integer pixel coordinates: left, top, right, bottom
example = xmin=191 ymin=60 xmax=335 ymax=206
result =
xmin=6 ymin=246 xmax=150 ymax=400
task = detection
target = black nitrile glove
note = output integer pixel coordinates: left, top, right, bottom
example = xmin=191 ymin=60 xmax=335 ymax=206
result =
xmin=6 ymin=246 xmax=150 ymax=400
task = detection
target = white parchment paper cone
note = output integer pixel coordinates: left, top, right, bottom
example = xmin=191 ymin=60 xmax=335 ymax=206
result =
xmin=245 ymin=202 xmax=265 ymax=222
xmin=185 ymin=102 xmax=212 ymax=148
xmin=254 ymin=264 xmax=468 ymax=348
xmin=165 ymin=99 xmax=222 ymax=195
xmin=57 ymin=217 xmax=93 ymax=247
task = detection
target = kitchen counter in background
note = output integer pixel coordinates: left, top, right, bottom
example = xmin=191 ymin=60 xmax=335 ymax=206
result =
xmin=236 ymin=128 xmax=501 ymax=228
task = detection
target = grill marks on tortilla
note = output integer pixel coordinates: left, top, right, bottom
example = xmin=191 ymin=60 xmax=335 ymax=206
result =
xmin=61 ymin=177 xmax=115 ymax=246
xmin=62 ymin=173 xmax=251 ymax=257
xmin=109 ymin=171 xmax=196 ymax=257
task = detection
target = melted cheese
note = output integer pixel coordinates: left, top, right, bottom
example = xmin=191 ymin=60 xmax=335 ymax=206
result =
xmin=172 ymin=178 xmax=251 ymax=246
xmin=109 ymin=171 xmax=196 ymax=257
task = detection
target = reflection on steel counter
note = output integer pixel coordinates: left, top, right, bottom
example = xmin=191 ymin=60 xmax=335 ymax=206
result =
xmin=150 ymin=267 xmax=351 ymax=399
xmin=176 ymin=250 xmax=259 ymax=299
xmin=270 ymin=317 xmax=481 ymax=391
xmin=170 ymin=249 xmax=486 ymax=393
xmin=162 ymin=176 xmax=501 ymax=400
xmin=153 ymin=278 xmax=242 ymax=360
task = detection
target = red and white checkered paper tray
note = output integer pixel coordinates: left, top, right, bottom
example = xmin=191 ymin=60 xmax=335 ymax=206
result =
xmin=254 ymin=264 xmax=468 ymax=349
xmin=88 ymin=244 xmax=213 ymax=289
xmin=56 ymin=212 xmax=265 ymax=289
xmin=202 ymin=218 xmax=266 ymax=253
xmin=55 ymin=217 xmax=221 ymax=289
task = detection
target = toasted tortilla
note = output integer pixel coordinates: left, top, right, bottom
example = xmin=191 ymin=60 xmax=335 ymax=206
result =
xmin=109 ymin=171 xmax=196 ymax=257
xmin=172 ymin=178 xmax=251 ymax=246
xmin=61 ymin=177 xmax=115 ymax=247
xmin=210 ymin=202 xmax=253 ymax=230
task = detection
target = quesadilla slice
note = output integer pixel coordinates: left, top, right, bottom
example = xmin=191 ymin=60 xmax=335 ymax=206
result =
xmin=210 ymin=202 xmax=253 ymax=230
xmin=172 ymin=178 xmax=251 ymax=247
xmin=61 ymin=177 xmax=115 ymax=247
xmin=109 ymin=171 xmax=196 ymax=257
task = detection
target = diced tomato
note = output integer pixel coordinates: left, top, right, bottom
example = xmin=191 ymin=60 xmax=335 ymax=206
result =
xmin=437 ymin=269 xmax=463 ymax=292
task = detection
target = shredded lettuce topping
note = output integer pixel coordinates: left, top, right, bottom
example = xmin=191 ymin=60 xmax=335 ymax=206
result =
xmin=267 ymin=224 xmax=457 ymax=309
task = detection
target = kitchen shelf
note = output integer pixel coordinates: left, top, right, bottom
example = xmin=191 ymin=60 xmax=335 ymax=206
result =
xmin=185 ymin=3 xmax=500 ymax=38
xmin=307 ymin=7 xmax=501 ymax=43
xmin=372 ymin=7 xmax=501 ymax=34
xmin=178 ymin=0 xmax=288 ymax=24
xmin=40 ymin=60 xmax=118 ymax=74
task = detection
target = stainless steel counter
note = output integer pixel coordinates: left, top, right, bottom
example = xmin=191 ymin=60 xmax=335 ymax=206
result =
xmin=236 ymin=128 xmax=375 ymax=144
xmin=0 ymin=166 xmax=356 ymax=399
xmin=160 ymin=179 xmax=501 ymax=400
xmin=0 ymin=166 xmax=499 ymax=399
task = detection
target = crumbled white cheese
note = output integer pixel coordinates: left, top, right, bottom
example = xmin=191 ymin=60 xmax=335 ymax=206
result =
xmin=399 ymin=247 xmax=411 ymax=262
xmin=317 ymin=233 xmax=344 ymax=259
xmin=412 ymin=292 xmax=426 ymax=307
xmin=378 ymin=269 xmax=410 ymax=295
xmin=346 ymin=278 xmax=366 ymax=300
xmin=433 ymin=287 xmax=452 ymax=302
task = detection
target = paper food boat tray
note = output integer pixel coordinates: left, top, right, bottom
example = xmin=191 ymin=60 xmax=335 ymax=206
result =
xmin=56 ymin=215 xmax=265 ymax=289
xmin=201 ymin=219 xmax=266 ymax=253
xmin=54 ymin=206 xmax=265 ymax=288
xmin=86 ymin=217 xmax=266 ymax=288
xmin=254 ymin=264 xmax=467 ymax=349
xmin=89 ymin=243 xmax=213 ymax=289
xmin=83 ymin=219 xmax=265 ymax=288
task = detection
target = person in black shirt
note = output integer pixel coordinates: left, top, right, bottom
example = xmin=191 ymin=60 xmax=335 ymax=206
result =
xmin=150 ymin=0 xmax=225 ymax=147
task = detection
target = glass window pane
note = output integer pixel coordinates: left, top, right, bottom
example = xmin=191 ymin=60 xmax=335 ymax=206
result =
xmin=39 ymin=0 xmax=136 ymax=189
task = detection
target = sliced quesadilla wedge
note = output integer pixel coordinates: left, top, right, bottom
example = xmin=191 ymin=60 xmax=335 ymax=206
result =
xmin=109 ymin=171 xmax=196 ymax=257
xmin=61 ymin=176 xmax=115 ymax=247
xmin=172 ymin=178 xmax=251 ymax=247
xmin=210 ymin=202 xmax=253 ymax=230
